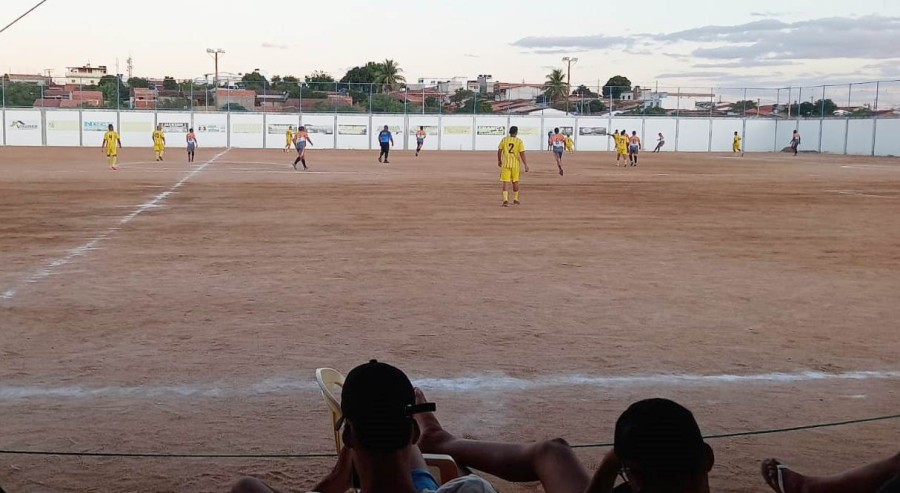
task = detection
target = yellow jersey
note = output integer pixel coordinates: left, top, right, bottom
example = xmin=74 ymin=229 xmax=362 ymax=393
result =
xmin=734 ymin=135 xmax=742 ymax=145
xmin=616 ymin=134 xmax=627 ymax=148
xmin=498 ymin=136 xmax=525 ymax=169
xmin=286 ymin=130 xmax=294 ymax=142
xmin=152 ymin=130 xmax=165 ymax=147
xmin=104 ymin=131 xmax=119 ymax=150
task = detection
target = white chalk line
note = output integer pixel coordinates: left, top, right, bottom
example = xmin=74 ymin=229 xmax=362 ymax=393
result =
xmin=0 ymin=149 xmax=231 ymax=301
xmin=0 ymin=370 xmax=897 ymax=400
xmin=825 ymin=190 xmax=895 ymax=199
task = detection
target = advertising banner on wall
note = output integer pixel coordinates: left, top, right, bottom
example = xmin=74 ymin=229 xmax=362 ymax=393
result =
xmin=477 ymin=125 xmax=506 ymax=136
xmin=339 ymin=124 xmax=367 ymax=135
xmin=306 ymin=124 xmax=333 ymax=135
xmin=444 ymin=125 xmax=471 ymax=135
xmin=160 ymin=122 xmax=189 ymax=133
xmin=578 ymin=126 xmax=607 ymax=136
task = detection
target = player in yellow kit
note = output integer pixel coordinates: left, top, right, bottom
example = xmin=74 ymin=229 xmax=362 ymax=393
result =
xmin=617 ymin=129 xmax=629 ymax=166
xmin=733 ymin=131 xmax=743 ymax=155
xmin=152 ymin=124 xmax=166 ymax=161
xmin=497 ymin=126 xmax=529 ymax=207
xmin=284 ymin=125 xmax=294 ymax=152
xmin=102 ymin=124 xmax=122 ymax=170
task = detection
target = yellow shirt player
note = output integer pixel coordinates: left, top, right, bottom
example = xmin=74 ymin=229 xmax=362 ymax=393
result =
xmin=102 ymin=124 xmax=122 ymax=170
xmin=565 ymin=134 xmax=574 ymax=153
xmin=284 ymin=126 xmax=294 ymax=152
xmin=616 ymin=130 xmax=628 ymax=166
xmin=733 ymin=132 xmax=742 ymax=153
xmin=152 ymin=125 xmax=166 ymax=161
xmin=497 ymin=126 xmax=529 ymax=207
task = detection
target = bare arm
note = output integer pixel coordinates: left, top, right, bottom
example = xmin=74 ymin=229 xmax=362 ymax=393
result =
xmin=497 ymin=149 xmax=503 ymax=167
xmin=520 ymin=151 xmax=528 ymax=172
xmin=117 ymin=138 xmax=123 ymax=148
xmin=583 ymin=450 xmax=620 ymax=493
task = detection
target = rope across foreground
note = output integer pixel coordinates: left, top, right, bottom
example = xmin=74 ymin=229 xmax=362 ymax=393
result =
xmin=1 ymin=413 xmax=897 ymax=459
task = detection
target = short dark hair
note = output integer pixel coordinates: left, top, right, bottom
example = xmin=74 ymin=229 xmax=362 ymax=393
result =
xmin=614 ymin=399 xmax=705 ymax=490
xmin=189 ymin=128 xmax=193 ymax=132
xmin=341 ymin=360 xmax=434 ymax=454
xmin=554 ymin=127 xmax=560 ymax=133
xmin=509 ymin=126 xmax=518 ymax=135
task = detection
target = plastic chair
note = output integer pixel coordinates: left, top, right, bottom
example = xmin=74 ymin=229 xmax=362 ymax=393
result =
xmin=315 ymin=368 xmax=460 ymax=485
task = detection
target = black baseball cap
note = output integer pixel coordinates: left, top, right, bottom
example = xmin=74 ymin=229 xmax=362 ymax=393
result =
xmin=614 ymin=399 xmax=705 ymax=483
xmin=340 ymin=360 xmax=435 ymax=453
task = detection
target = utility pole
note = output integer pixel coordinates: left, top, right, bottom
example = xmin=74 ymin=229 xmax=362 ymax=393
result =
xmin=562 ymin=56 xmax=578 ymax=115
xmin=206 ymin=48 xmax=225 ymax=88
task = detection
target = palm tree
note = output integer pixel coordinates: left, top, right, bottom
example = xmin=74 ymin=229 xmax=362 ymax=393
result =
xmin=543 ymin=68 xmax=568 ymax=107
xmin=374 ymin=59 xmax=406 ymax=92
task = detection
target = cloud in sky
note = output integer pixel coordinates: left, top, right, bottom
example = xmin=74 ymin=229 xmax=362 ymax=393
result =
xmin=512 ymin=34 xmax=632 ymax=51
xmin=655 ymin=71 xmax=731 ymax=79
xmin=514 ymin=16 xmax=900 ymax=69
xmin=261 ymin=42 xmax=291 ymax=50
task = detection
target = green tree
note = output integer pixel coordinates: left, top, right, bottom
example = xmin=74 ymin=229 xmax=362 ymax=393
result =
xmin=221 ymin=103 xmax=247 ymax=111
xmin=587 ymin=99 xmax=606 ymax=113
xmin=602 ymin=75 xmax=632 ymax=99
xmin=98 ymin=75 xmax=129 ymax=107
xmin=572 ymin=85 xmax=597 ymax=98
xmin=369 ymin=93 xmax=405 ymax=113
xmin=424 ymin=95 xmax=441 ymax=112
xmin=341 ymin=62 xmax=380 ymax=84
xmin=1 ymin=81 xmax=40 ymax=107
xmin=241 ymin=70 xmax=268 ymax=91
xmin=373 ymin=59 xmax=405 ymax=91
xmin=450 ymin=88 xmax=474 ymax=105
xmin=734 ymin=100 xmax=759 ymax=111
xmin=543 ymin=69 xmax=568 ymax=104
xmin=127 ymin=77 xmax=149 ymax=88
xmin=305 ymin=71 xmax=335 ymax=92
xmin=454 ymin=95 xmax=493 ymax=114
xmin=163 ymin=76 xmax=178 ymax=90
xmin=790 ymin=99 xmax=838 ymax=117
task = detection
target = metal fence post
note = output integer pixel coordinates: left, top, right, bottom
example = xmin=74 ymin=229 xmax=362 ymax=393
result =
xmin=1 ymin=77 xmax=5 ymax=108
xmin=871 ymin=81 xmax=880 ymax=156
xmin=819 ymin=85 xmax=825 ymax=153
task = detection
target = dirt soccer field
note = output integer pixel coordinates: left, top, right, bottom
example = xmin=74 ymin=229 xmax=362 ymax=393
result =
xmin=1 ymin=146 xmax=898 ymax=493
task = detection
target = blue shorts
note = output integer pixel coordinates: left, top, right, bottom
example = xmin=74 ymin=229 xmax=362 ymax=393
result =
xmin=554 ymin=149 xmax=564 ymax=158
xmin=411 ymin=468 xmax=440 ymax=493
xmin=296 ymin=142 xmax=307 ymax=152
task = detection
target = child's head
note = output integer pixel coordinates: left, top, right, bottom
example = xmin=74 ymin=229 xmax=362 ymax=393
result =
xmin=509 ymin=126 xmax=519 ymax=136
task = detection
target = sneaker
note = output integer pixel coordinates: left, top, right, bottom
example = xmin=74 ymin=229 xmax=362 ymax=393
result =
xmin=384 ymin=160 xmax=390 ymax=164
xmin=502 ymin=201 xmax=509 ymax=207
xmin=378 ymin=156 xmax=382 ymax=163
xmin=558 ymin=167 xmax=564 ymax=176
xmin=292 ymin=162 xmax=297 ymax=170
xmin=513 ymin=200 xmax=520 ymax=205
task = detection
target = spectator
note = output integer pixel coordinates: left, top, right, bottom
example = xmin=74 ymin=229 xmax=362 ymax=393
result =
xmin=761 ymin=453 xmax=900 ymax=493
xmin=232 ymin=360 xmax=498 ymax=493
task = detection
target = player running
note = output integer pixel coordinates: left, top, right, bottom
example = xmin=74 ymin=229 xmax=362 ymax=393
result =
xmin=102 ymin=124 xmax=122 ymax=170
xmin=733 ymin=131 xmax=743 ymax=155
xmin=284 ymin=125 xmax=294 ymax=153
xmin=377 ymin=125 xmax=393 ymax=163
xmin=653 ymin=133 xmax=665 ymax=152
xmin=186 ymin=128 xmax=198 ymax=163
xmin=791 ymin=130 xmax=801 ymax=156
xmin=628 ymin=131 xmax=641 ymax=166
xmin=498 ymin=126 xmax=528 ymax=207
xmin=415 ymin=126 xmax=426 ymax=157
xmin=152 ymin=124 xmax=166 ymax=161
xmin=565 ymin=133 xmax=574 ymax=154
xmin=549 ymin=128 xmax=566 ymax=176
xmin=292 ymin=125 xmax=313 ymax=171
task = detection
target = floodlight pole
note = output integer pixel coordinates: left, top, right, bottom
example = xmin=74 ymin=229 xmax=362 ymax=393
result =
xmin=206 ymin=48 xmax=225 ymax=88
xmin=562 ymin=56 xmax=578 ymax=115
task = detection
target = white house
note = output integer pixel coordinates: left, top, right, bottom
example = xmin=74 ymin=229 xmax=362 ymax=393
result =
xmin=495 ymin=83 xmax=544 ymax=101
xmin=659 ymin=92 xmax=716 ymax=111
xmin=66 ymin=64 xmax=108 ymax=85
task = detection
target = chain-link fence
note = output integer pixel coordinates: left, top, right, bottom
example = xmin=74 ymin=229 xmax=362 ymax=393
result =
xmin=3 ymin=76 xmax=900 ymax=118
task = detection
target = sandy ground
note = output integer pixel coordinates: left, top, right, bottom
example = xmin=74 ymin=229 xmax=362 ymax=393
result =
xmin=0 ymin=146 xmax=898 ymax=493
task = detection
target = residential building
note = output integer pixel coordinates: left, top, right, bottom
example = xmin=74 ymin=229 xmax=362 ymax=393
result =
xmin=66 ymin=64 xmax=108 ymax=85
xmin=33 ymin=88 xmax=103 ymax=107
xmin=2 ymin=73 xmax=52 ymax=85
xmin=659 ymin=92 xmax=716 ymax=111
xmin=213 ymin=88 xmax=256 ymax=110
xmin=494 ymin=83 xmax=544 ymax=101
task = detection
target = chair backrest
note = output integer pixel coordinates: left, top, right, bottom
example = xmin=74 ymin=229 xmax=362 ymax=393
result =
xmin=315 ymin=368 xmax=346 ymax=453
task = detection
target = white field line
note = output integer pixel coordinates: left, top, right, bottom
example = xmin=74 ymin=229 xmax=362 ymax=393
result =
xmin=0 ymin=149 xmax=231 ymax=301
xmin=0 ymin=370 xmax=898 ymax=400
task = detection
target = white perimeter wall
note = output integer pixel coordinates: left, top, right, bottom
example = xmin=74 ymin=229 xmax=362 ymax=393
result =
xmin=3 ymin=109 xmax=899 ymax=157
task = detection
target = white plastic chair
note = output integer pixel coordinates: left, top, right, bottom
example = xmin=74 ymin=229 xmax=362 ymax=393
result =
xmin=315 ymin=368 xmax=460 ymax=485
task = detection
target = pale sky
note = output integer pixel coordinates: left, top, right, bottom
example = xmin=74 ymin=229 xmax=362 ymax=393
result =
xmin=3 ymin=0 xmax=900 ymax=91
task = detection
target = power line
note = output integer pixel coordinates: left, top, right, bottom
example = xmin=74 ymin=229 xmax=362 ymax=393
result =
xmin=0 ymin=0 xmax=50 ymax=36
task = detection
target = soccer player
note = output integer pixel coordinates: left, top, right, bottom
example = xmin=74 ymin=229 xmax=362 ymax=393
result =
xmin=292 ymin=125 xmax=313 ymax=171
xmin=152 ymin=124 xmax=166 ymax=162
xmin=617 ymin=129 xmax=629 ymax=166
xmin=498 ymin=126 xmax=528 ymax=207
xmin=102 ymin=124 xmax=122 ymax=170
xmin=378 ymin=125 xmax=394 ymax=163
xmin=564 ymin=133 xmax=574 ymax=154
xmin=549 ymin=128 xmax=566 ymax=176
xmin=186 ymin=128 xmax=198 ymax=163
xmin=628 ymin=131 xmax=641 ymax=166
xmin=415 ymin=126 xmax=426 ymax=157
xmin=791 ymin=130 xmax=801 ymax=156
xmin=653 ymin=133 xmax=665 ymax=152
xmin=284 ymin=125 xmax=294 ymax=153
xmin=733 ymin=131 xmax=743 ymax=154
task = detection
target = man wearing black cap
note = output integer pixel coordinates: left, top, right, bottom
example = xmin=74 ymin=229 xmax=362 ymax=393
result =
xmin=232 ymin=360 xmax=498 ymax=493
